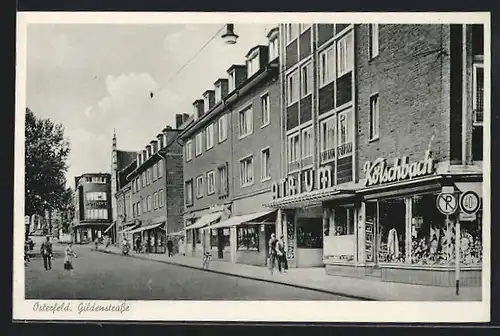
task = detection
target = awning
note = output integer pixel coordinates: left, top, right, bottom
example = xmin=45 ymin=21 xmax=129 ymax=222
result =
xmin=103 ymin=222 xmax=116 ymax=234
xmin=167 ymin=230 xmax=185 ymax=237
xmin=128 ymin=222 xmax=164 ymax=235
xmin=205 ymin=210 xmax=276 ymax=230
xmin=186 ymin=211 xmax=224 ymax=230
xmin=264 ymin=188 xmax=357 ymax=209
xmin=118 ymin=225 xmax=139 ymax=235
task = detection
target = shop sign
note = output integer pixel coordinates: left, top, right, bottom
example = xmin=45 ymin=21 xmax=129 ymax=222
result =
xmin=459 ymin=212 xmax=476 ymax=222
xmin=86 ymin=200 xmax=107 ymax=208
xmin=363 ymin=150 xmax=435 ymax=187
xmin=271 ymin=166 xmax=333 ymax=200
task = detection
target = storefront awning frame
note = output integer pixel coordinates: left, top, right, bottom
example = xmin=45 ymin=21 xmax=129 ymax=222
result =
xmin=186 ymin=211 xmax=224 ymax=230
xmin=118 ymin=224 xmax=139 ymax=235
xmin=104 ymin=222 xmax=116 ymax=234
xmin=204 ymin=209 xmax=276 ymax=230
xmin=128 ymin=222 xmax=164 ymax=235
xmin=264 ymin=188 xmax=357 ymax=209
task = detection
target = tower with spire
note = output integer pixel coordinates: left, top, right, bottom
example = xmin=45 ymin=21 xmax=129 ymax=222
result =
xmin=110 ymin=129 xmax=118 ymax=234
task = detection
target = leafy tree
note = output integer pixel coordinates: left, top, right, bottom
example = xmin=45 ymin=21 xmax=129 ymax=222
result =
xmin=60 ymin=187 xmax=75 ymax=233
xmin=25 ymin=107 xmax=71 ymax=219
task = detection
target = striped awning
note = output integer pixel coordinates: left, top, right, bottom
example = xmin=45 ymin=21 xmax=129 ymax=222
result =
xmin=264 ymin=188 xmax=357 ymax=209
xmin=186 ymin=211 xmax=224 ymax=230
xmin=204 ymin=209 xmax=276 ymax=230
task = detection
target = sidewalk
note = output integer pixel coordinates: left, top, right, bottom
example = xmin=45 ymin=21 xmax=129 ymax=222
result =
xmin=89 ymin=244 xmax=482 ymax=301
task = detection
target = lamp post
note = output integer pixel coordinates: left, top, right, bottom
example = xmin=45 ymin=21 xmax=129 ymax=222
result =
xmin=221 ymin=24 xmax=239 ymax=45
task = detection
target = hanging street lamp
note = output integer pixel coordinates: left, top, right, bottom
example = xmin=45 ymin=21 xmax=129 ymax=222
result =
xmin=221 ymin=24 xmax=239 ymax=45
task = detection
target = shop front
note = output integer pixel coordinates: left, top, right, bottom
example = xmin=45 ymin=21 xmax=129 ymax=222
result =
xmin=128 ymin=221 xmax=166 ymax=254
xmin=205 ymin=209 xmax=277 ymax=266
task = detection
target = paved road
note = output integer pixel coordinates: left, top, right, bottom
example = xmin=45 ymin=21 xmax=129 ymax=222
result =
xmin=25 ymin=244 xmax=353 ymax=300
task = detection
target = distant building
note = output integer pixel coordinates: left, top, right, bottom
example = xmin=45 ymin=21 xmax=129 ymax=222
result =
xmin=73 ymin=173 xmax=112 ymax=243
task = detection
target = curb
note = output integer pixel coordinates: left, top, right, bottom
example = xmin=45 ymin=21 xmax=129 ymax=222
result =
xmin=96 ymin=249 xmax=374 ymax=301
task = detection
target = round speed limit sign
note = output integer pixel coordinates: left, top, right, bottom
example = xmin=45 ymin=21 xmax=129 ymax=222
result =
xmin=459 ymin=191 xmax=481 ymax=215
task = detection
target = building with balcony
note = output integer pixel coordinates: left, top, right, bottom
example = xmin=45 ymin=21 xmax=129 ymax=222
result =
xmin=179 ymin=27 xmax=283 ymax=266
xmin=264 ymin=23 xmax=485 ymax=286
xmin=73 ymin=173 xmax=112 ymax=243
xmin=112 ymin=114 xmax=189 ymax=254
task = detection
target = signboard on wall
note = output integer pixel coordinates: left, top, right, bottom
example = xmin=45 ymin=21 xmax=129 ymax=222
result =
xmin=363 ymin=150 xmax=436 ymax=187
xmin=271 ymin=166 xmax=334 ymax=200
xmin=86 ymin=200 xmax=107 ymax=208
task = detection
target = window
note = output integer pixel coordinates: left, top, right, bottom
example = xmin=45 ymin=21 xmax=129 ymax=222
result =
xmin=238 ymin=105 xmax=253 ymax=138
xmin=142 ymin=199 xmax=146 ymax=214
xmin=261 ymin=148 xmax=271 ymax=181
xmin=185 ymin=140 xmax=193 ymax=162
xmin=473 ymin=63 xmax=484 ymax=124
xmin=319 ymin=44 xmax=335 ymax=86
xmin=185 ymin=180 xmax=193 ymax=206
xmin=205 ymin=124 xmax=215 ymax=150
xmin=147 ymin=195 xmax=152 ymax=212
xmin=90 ymin=176 xmax=106 ymax=183
xmin=338 ymin=109 xmax=353 ymax=157
xmin=215 ymin=85 xmax=222 ymax=103
xmin=85 ymin=192 xmax=107 ymax=201
xmin=370 ymin=94 xmax=380 ymax=140
xmin=301 ymin=62 xmax=313 ymax=97
xmin=203 ymin=95 xmax=210 ymax=113
xmin=158 ymin=189 xmax=164 ymax=208
xmin=136 ymin=178 xmax=140 ymax=192
xmin=237 ymin=226 xmax=259 ymax=251
xmin=228 ymin=71 xmax=236 ymax=92
xmin=141 ymin=172 xmax=146 ymax=187
xmin=153 ymin=192 xmax=158 ymax=210
xmin=207 ymin=171 xmax=216 ymax=195
xmin=297 ymin=218 xmax=323 ymax=248
xmin=85 ymin=209 xmax=108 ymax=220
xmin=148 ymin=168 xmax=152 ymax=185
xmin=269 ymin=36 xmax=279 ymax=61
xmin=218 ymin=164 xmax=228 ymax=196
xmin=287 ymin=133 xmax=300 ymax=164
xmin=320 ymin=115 xmax=336 ymax=162
xmin=261 ymin=94 xmax=270 ymax=126
xmin=218 ymin=114 xmax=228 ymax=142
xmin=240 ymin=155 xmax=254 ymax=187
xmin=195 ymin=132 xmax=203 ymax=156
xmin=334 ymin=207 xmax=355 ymax=236
xmin=299 ymin=23 xmax=312 ymax=32
xmin=337 ymin=32 xmax=354 ymax=76
xmin=286 ymin=70 xmax=299 ymax=105
xmin=132 ymin=203 xmax=136 ymax=218
xmin=302 ymin=127 xmax=313 ymax=159
xmin=369 ymin=24 xmax=379 ymax=58
xmin=247 ymin=53 xmax=260 ymax=78
xmin=158 ymin=160 xmax=163 ymax=178
xmin=285 ymin=24 xmax=299 ymax=44
xmin=152 ymin=163 xmax=158 ymax=181
xmin=196 ymin=175 xmax=204 ymax=198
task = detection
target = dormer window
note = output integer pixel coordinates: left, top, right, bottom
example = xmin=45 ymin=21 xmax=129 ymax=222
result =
xmin=215 ymin=84 xmax=222 ymax=103
xmin=203 ymin=95 xmax=210 ymax=112
xmin=246 ymin=48 xmax=260 ymax=78
xmin=193 ymin=104 xmax=199 ymax=120
xmin=285 ymin=24 xmax=299 ymax=45
xmin=228 ymin=71 xmax=236 ymax=92
xmin=268 ymin=32 xmax=279 ymax=62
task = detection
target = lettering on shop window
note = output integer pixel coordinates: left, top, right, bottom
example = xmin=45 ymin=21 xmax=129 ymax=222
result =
xmin=363 ymin=150 xmax=435 ymax=187
xmin=86 ymin=200 xmax=107 ymax=207
xmin=271 ymin=166 xmax=333 ymax=199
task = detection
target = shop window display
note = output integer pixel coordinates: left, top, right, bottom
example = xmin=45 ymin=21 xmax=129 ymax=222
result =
xmin=237 ymin=226 xmax=259 ymax=251
xmin=334 ymin=207 xmax=355 ymax=236
xmin=378 ymin=198 xmax=406 ymax=263
xmin=297 ymin=218 xmax=323 ymax=248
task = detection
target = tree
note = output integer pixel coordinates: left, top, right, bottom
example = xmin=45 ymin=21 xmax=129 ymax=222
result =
xmin=25 ymin=107 xmax=71 ymax=219
xmin=60 ymin=187 xmax=75 ymax=233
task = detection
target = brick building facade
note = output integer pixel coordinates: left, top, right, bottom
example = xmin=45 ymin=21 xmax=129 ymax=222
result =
xmin=179 ymin=27 xmax=283 ymax=266
xmin=264 ymin=24 xmax=485 ymax=286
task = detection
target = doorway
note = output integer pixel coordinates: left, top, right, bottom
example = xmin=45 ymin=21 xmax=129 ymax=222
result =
xmin=264 ymin=225 xmax=275 ymax=265
xmin=217 ymin=228 xmax=224 ymax=259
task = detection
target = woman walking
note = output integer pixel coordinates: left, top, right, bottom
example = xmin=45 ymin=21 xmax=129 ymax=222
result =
xmin=64 ymin=242 xmax=77 ymax=272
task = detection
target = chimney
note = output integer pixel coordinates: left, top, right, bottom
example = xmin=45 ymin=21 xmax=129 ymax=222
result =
xmin=175 ymin=114 xmax=184 ymax=129
xmin=203 ymin=90 xmax=215 ymax=112
xmin=157 ymin=133 xmax=164 ymax=148
xmin=227 ymin=64 xmax=247 ymax=92
xmin=150 ymin=139 xmax=158 ymax=154
xmin=163 ymin=126 xmax=179 ymax=147
xmin=193 ymin=99 xmax=205 ymax=120
xmin=214 ymin=78 xmax=229 ymax=103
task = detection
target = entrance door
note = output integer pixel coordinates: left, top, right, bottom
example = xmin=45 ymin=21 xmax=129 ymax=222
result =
xmin=217 ymin=228 xmax=224 ymax=259
xmin=264 ymin=225 xmax=274 ymax=265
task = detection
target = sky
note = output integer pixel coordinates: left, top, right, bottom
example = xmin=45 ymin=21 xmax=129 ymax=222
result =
xmin=26 ymin=23 xmax=277 ymax=188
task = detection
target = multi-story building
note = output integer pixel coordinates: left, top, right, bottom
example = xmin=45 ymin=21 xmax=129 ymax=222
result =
xmin=112 ymin=113 xmax=189 ymax=254
xmin=179 ymin=27 xmax=283 ymax=266
xmin=73 ymin=173 xmax=112 ymax=243
xmin=263 ymin=23 xmax=485 ymax=286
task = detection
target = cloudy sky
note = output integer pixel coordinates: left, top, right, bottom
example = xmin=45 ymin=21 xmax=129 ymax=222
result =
xmin=26 ymin=23 xmax=276 ymax=187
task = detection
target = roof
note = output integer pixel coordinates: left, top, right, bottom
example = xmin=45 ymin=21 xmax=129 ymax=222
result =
xmin=116 ymin=150 xmax=137 ymax=171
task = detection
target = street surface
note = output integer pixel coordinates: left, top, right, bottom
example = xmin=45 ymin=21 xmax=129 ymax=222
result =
xmin=25 ymin=244 xmax=354 ymax=300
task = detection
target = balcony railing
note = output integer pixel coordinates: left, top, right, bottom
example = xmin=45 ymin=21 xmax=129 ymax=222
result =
xmin=320 ymin=148 xmax=336 ymax=163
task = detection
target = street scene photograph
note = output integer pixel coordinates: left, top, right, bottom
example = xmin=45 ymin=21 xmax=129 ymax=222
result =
xmin=17 ymin=12 xmax=489 ymax=315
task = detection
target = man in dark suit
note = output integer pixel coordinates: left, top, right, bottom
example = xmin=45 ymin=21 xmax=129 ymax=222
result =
xmin=40 ymin=236 xmax=53 ymax=270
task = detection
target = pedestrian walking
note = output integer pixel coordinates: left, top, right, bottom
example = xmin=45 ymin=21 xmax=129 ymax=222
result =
xmin=28 ymin=238 xmax=34 ymax=251
xmin=64 ymin=242 xmax=77 ymax=271
xmin=276 ymin=235 xmax=288 ymax=273
xmin=40 ymin=236 xmax=53 ymax=271
xmin=166 ymin=239 xmax=173 ymax=257
xmin=135 ymin=237 xmax=141 ymax=253
xmin=268 ymin=233 xmax=278 ymax=275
